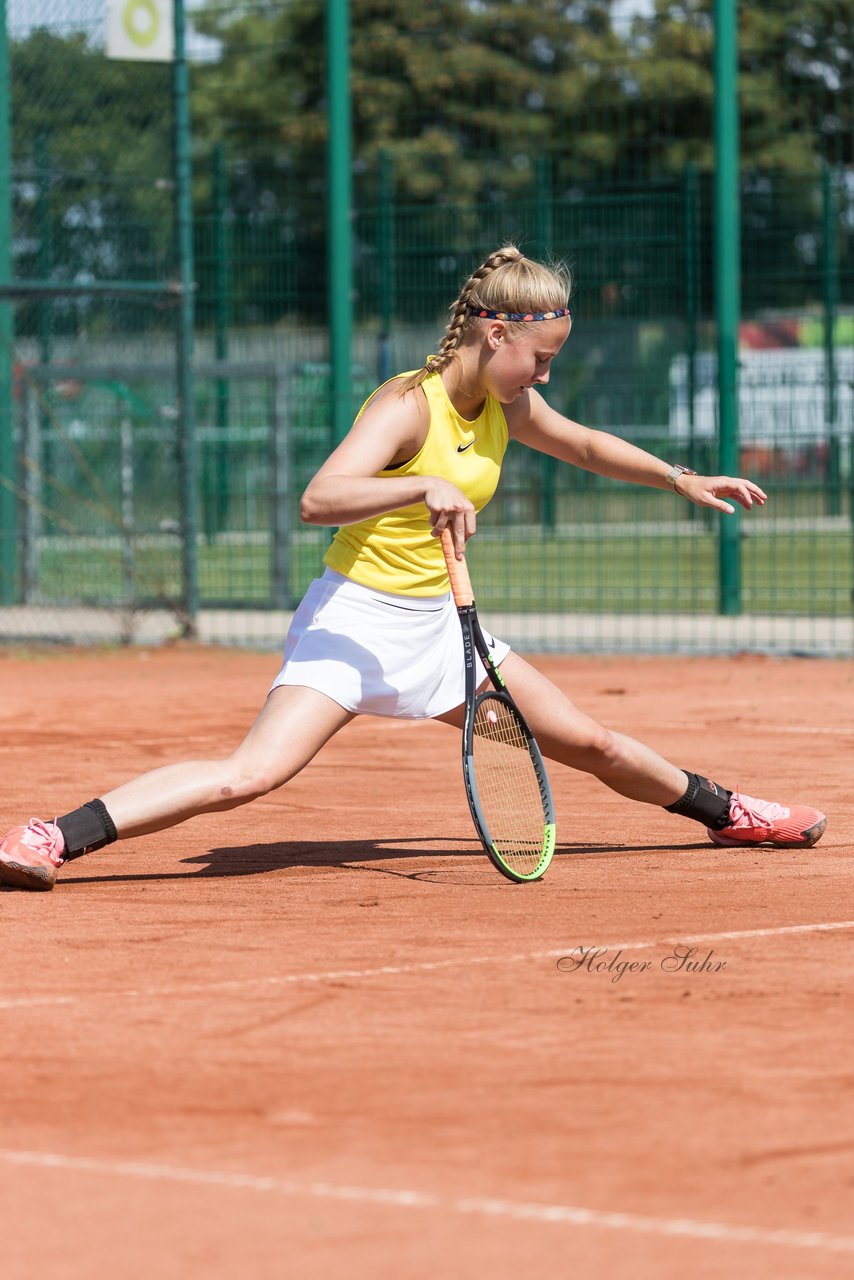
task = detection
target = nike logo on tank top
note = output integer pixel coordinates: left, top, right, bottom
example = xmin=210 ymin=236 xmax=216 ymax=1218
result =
xmin=324 ymin=370 xmax=509 ymax=596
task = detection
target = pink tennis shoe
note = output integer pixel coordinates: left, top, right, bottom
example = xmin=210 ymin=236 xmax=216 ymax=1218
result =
xmin=0 ymin=819 xmax=66 ymax=891
xmin=708 ymin=792 xmax=827 ymax=849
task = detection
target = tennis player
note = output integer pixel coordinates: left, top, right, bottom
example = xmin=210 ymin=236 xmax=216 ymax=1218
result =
xmin=0 ymin=246 xmax=827 ymax=890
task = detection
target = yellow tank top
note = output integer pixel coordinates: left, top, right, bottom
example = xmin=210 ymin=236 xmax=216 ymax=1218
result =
xmin=323 ymin=370 xmax=509 ymax=595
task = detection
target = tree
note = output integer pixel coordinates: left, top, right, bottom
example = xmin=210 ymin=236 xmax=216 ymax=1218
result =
xmin=189 ymin=0 xmax=629 ymax=317
xmin=620 ymin=0 xmax=854 ymax=177
xmin=11 ymin=30 xmax=175 ymax=335
xmin=618 ymin=0 xmax=854 ymax=310
xmin=191 ymin=0 xmax=626 ymax=204
xmin=11 ymin=4 xmax=852 ymax=326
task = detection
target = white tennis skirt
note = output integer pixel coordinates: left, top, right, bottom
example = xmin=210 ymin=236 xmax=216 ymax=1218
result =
xmin=270 ymin=568 xmax=510 ymax=719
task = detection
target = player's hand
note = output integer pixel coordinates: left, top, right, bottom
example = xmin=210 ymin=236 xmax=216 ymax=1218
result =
xmin=676 ymin=474 xmax=768 ymax=515
xmin=424 ymin=479 xmax=476 ymax=557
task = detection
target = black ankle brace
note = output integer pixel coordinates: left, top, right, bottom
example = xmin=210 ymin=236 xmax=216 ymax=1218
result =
xmin=56 ymin=798 xmax=119 ymax=860
xmin=665 ymin=772 xmax=732 ymax=829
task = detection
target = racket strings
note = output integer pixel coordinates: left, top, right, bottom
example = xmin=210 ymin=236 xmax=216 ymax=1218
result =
xmin=472 ymin=697 xmax=547 ymax=877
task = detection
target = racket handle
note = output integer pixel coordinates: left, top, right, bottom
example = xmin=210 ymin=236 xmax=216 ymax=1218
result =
xmin=441 ymin=528 xmax=474 ymax=607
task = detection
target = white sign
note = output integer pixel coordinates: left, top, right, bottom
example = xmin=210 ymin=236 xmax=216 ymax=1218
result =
xmin=670 ymin=348 xmax=854 ymax=446
xmin=107 ymin=0 xmax=174 ymax=62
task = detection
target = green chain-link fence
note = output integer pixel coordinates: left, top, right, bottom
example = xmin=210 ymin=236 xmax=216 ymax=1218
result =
xmin=1 ymin=0 xmax=852 ymax=652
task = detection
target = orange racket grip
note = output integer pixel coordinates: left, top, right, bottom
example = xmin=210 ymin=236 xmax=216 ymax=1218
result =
xmin=441 ymin=528 xmax=474 ymax=607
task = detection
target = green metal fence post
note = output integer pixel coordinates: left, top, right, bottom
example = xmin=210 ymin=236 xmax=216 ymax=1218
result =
xmin=683 ymin=165 xmax=699 ymax=469
xmin=35 ymin=132 xmax=54 ymax=506
xmin=714 ymin=0 xmax=741 ymax=615
xmin=173 ymin=0 xmax=198 ymax=631
xmin=0 ymin=0 xmax=16 ymax=604
xmin=534 ymin=154 xmax=553 ymax=258
xmin=535 ymin=155 xmax=556 ymax=532
xmin=821 ymin=164 xmax=840 ymax=518
xmin=212 ymin=140 xmax=231 ymax=538
xmin=683 ymin=163 xmax=701 ymax=525
xmin=327 ymin=0 xmax=353 ymax=446
xmin=35 ymin=134 xmax=53 ymax=370
xmin=377 ymin=147 xmax=395 ymax=382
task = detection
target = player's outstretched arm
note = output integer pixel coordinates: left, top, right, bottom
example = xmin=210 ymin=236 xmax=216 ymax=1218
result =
xmin=506 ymin=389 xmax=767 ymax=514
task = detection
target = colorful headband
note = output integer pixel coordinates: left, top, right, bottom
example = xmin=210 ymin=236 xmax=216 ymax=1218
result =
xmin=468 ymin=307 xmax=571 ymax=322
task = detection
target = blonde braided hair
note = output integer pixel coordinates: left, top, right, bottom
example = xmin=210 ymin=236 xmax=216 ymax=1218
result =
xmin=401 ymin=245 xmax=571 ymax=393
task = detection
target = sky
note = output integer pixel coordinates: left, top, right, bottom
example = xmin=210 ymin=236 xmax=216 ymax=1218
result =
xmin=8 ymin=0 xmax=654 ymax=48
xmin=7 ymin=0 xmax=220 ymax=57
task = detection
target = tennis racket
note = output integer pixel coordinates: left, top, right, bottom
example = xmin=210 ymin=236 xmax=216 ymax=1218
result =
xmin=441 ymin=529 xmax=556 ymax=883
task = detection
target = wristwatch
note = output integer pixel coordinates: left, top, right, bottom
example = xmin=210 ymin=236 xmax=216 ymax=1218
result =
xmin=665 ymin=464 xmax=697 ymax=489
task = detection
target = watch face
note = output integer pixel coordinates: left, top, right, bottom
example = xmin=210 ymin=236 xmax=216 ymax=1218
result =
xmin=668 ymin=465 xmax=696 ymax=486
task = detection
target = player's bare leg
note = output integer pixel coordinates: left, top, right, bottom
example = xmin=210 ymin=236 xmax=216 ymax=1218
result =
xmin=0 ymin=687 xmax=353 ymax=888
xmin=435 ymin=651 xmax=687 ymax=805
xmin=101 ymin=685 xmax=354 ymax=837
xmin=434 ymin=651 xmax=826 ymax=847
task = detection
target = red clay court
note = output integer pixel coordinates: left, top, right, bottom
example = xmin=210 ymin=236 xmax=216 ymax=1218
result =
xmin=1 ymin=646 xmax=852 ymax=1279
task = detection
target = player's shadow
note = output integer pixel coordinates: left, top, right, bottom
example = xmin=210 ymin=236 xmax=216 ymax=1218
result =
xmin=191 ymin=838 xmax=474 ymax=878
xmin=59 ymin=837 xmax=712 ymax=886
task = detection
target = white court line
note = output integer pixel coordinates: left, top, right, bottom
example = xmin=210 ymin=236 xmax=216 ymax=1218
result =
xmin=0 ymin=920 xmax=853 ymax=1012
xmin=0 ymin=1148 xmax=852 ymax=1255
xmin=748 ymin=726 xmax=854 ymax=736
xmin=651 ymin=723 xmax=854 ymax=737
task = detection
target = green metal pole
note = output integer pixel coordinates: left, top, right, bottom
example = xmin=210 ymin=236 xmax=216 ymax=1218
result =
xmin=684 ymin=164 xmax=701 ymax=524
xmin=173 ymin=0 xmax=198 ymax=631
xmin=35 ymin=133 xmax=53 ymax=369
xmin=213 ymin=143 xmax=231 ymax=370
xmin=535 ymin=154 xmax=553 ymax=258
xmin=535 ymin=155 xmax=556 ymax=531
xmin=327 ymin=0 xmax=353 ymax=446
xmin=36 ymin=132 xmax=54 ymax=504
xmin=212 ymin=140 xmax=230 ymax=538
xmin=0 ymin=0 xmax=16 ymax=604
xmin=683 ymin=166 xmax=699 ymax=466
xmin=714 ymin=0 xmax=741 ymax=615
xmin=377 ymin=148 xmax=394 ymax=382
xmin=821 ymin=164 xmax=840 ymax=518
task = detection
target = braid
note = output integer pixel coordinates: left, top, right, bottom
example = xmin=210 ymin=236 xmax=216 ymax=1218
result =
xmin=427 ymin=246 xmax=524 ymax=375
xmin=401 ymin=246 xmax=525 ymax=392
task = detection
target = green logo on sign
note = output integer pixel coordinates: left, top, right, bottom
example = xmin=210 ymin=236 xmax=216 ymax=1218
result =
xmin=123 ymin=0 xmax=160 ymax=48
